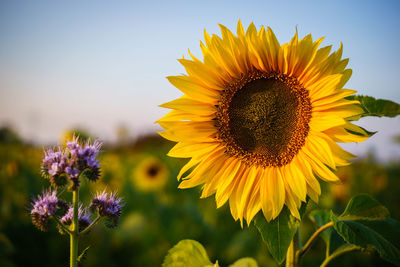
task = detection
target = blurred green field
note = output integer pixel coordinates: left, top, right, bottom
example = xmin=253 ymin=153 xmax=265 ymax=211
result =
xmin=0 ymin=128 xmax=399 ymax=267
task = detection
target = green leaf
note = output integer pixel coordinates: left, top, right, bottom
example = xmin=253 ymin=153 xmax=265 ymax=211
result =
xmin=346 ymin=95 xmax=400 ymax=119
xmin=229 ymin=257 xmax=258 ymax=267
xmin=254 ymin=206 xmax=302 ymax=264
xmin=162 ymin=239 xmax=214 ymax=267
xmin=309 ymin=210 xmax=332 ymax=243
xmin=331 ymin=194 xmax=400 ymax=266
xmin=345 ymin=125 xmax=376 ymax=138
xmin=327 ymin=229 xmax=348 ymax=255
xmin=338 ymin=194 xmax=390 ymax=221
xmin=309 ymin=210 xmax=351 ymax=256
xmin=77 ymin=246 xmax=90 ymax=263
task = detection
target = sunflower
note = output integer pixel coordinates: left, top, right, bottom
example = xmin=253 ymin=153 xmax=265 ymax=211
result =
xmin=157 ymin=21 xmax=369 ymax=225
xmin=132 ymin=156 xmax=170 ymax=192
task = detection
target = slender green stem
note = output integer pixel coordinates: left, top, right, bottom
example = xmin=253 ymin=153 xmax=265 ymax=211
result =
xmin=80 ymin=216 xmax=101 ymax=235
xmin=296 ymin=222 xmax=334 ymax=261
xmin=53 ymin=216 xmax=72 ymax=235
xmin=70 ymin=189 xmax=79 ymax=267
xmin=320 ymin=245 xmax=360 ymax=267
xmin=286 ymin=230 xmax=300 ymax=267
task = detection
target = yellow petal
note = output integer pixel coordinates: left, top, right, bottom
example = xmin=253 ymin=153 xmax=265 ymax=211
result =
xmin=310 ymin=114 xmax=346 ymax=132
xmin=159 ymin=97 xmax=216 ymax=116
xmin=167 ymin=142 xmax=219 ymax=158
xmin=167 ymin=75 xmax=219 ymax=103
xmin=215 ymin=161 xmax=243 ymax=208
xmin=282 ymin=163 xmax=307 ymax=202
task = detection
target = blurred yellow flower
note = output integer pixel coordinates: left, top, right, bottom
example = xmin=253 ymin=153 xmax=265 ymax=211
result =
xmin=132 ymin=156 xmax=170 ymax=192
xmin=60 ymin=129 xmax=91 ymax=144
xmin=158 ymin=21 xmax=370 ymax=225
xmin=96 ymin=153 xmax=126 ymax=191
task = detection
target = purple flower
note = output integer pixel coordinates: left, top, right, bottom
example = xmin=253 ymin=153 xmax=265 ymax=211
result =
xmin=60 ymin=205 xmax=92 ymax=232
xmin=66 ymin=137 xmax=81 ymax=156
xmin=41 ymin=148 xmax=68 ymax=183
xmin=41 ymin=136 xmax=103 ymax=190
xmin=30 ymin=190 xmax=67 ymax=231
xmin=78 ymin=139 xmax=102 ymax=169
xmin=91 ymin=190 xmax=123 ymax=227
xmin=68 ymin=138 xmax=102 ymax=183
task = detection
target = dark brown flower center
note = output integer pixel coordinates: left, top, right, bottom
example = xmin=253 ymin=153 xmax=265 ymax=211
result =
xmin=147 ymin=165 xmax=160 ymax=178
xmin=216 ymin=71 xmax=312 ymax=167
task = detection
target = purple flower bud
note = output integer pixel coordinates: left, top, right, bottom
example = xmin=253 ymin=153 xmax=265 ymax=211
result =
xmin=68 ymin=138 xmax=103 ymax=183
xmin=41 ymin=136 xmax=103 ymax=190
xmin=79 ymin=140 xmax=102 ymax=169
xmin=66 ymin=137 xmax=81 ymax=156
xmin=42 ymin=148 xmax=67 ymax=176
xmin=30 ymin=190 xmax=67 ymax=231
xmin=61 ymin=205 xmax=92 ymax=232
xmin=91 ymin=190 xmax=123 ymax=227
xmin=65 ymin=166 xmax=79 ymax=178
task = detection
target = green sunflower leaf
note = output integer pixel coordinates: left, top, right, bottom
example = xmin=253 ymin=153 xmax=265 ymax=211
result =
xmin=254 ymin=206 xmax=303 ymax=264
xmin=346 ymin=95 xmax=400 ymax=119
xmin=338 ymin=194 xmax=390 ymax=220
xmin=327 ymin=229 xmax=349 ymax=256
xmin=331 ymin=194 xmax=400 ymax=266
xmin=309 ymin=209 xmax=332 ymax=243
xmin=162 ymin=239 xmax=214 ymax=267
xmin=309 ymin=210 xmax=351 ymax=257
xmin=229 ymin=257 xmax=258 ymax=267
xmin=345 ymin=125 xmax=376 ymax=137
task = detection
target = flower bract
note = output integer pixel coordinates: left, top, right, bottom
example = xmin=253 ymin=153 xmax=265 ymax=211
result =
xmin=30 ymin=190 xmax=67 ymax=231
xmin=91 ymin=190 xmax=123 ymax=227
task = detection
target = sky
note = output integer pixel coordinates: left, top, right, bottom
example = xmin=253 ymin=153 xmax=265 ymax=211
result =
xmin=0 ymin=0 xmax=399 ymax=160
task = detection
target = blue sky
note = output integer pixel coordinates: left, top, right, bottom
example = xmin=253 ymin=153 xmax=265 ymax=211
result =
xmin=0 ymin=0 xmax=399 ymax=160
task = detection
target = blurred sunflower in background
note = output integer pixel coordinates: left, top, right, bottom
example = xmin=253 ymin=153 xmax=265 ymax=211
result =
xmin=158 ymin=20 xmax=370 ymax=225
xmin=132 ymin=156 xmax=170 ymax=192
xmin=60 ymin=128 xmax=91 ymax=144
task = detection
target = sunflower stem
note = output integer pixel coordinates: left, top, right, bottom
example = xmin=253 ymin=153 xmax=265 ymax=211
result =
xmin=320 ymin=245 xmax=361 ymax=267
xmin=70 ymin=189 xmax=79 ymax=267
xmin=286 ymin=230 xmax=300 ymax=267
xmin=296 ymin=222 xmax=333 ymax=260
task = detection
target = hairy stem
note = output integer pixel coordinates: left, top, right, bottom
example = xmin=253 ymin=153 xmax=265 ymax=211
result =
xmin=295 ymin=222 xmax=334 ymax=264
xmin=320 ymin=245 xmax=360 ymax=267
xmin=80 ymin=216 xmax=101 ymax=235
xmin=70 ymin=189 xmax=79 ymax=267
xmin=53 ymin=216 xmax=72 ymax=235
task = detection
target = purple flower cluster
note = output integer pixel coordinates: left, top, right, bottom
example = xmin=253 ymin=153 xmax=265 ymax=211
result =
xmin=41 ymin=137 xmax=102 ymax=190
xmin=31 ymin=135 xmax=124 ymax=236
xmin=91 ymin=191 xmax=123 ymax=228
xmin=30 ymin=190 xmax=67 ymax=231
xmin=60 ymin=205 xmax=92 ymax=233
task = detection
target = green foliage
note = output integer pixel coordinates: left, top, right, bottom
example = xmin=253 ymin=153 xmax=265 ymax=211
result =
xmin=309 ymin=195 xmax=400 ymax=266
xmin=346 ymin=95 xmax=400 ymax=119
xmin=254 ymin=207 xmax=301 ymax=264
xmin=229 ymin=257 xmax=258 ymax=267
xmin=309 ymin=210 xmax=332 ymax=243
xmin=337 ymin=194 xmax=390 ymax=220
xmin=162 ymin=239 xmax=259 ymax=267
xmin=77 ymin=246 xmax=90 ymax=263
xmin=162 ymin=239 xmax=214 ymax=267
xmin=331 ymin=194 xmax=400 ymax=266
xmin=2 ymin=136 xmax=400 ymax=267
